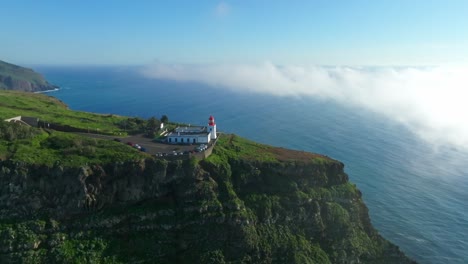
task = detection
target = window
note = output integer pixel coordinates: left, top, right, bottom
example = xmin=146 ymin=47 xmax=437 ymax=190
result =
xmin=193 ymin=138 xmax=196 ymax=143
xmin=181 ymin=138 xmax=184 ymax=143
xmin=175 ymin=138 xmax=178 ymax=143
xmin=169 ymin=138 xmax=172 ymax=143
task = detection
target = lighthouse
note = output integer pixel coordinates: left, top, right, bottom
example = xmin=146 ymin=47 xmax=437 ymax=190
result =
xmin=208 ymin=115 xmax=217 ymax=140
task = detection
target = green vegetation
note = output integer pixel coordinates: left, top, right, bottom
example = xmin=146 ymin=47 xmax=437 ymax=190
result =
xmin=0 ymin=121 xmax=145 ymax=166
xmin=0 ymin=90 xmax=127 ymax=134
xmin=160 ymin=114 xmax=169 ymax=124
xmin=213 ymin=134 xmax=334 ymax=164
xmin=144 ymin=116 xmax=160 ymax=137
xmin=0 ymin=90 xmax=168 ymax=136
xmin=196 ymin=138 xmax=405 ymax=263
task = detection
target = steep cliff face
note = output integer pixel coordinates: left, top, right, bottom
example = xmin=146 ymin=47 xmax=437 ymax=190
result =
xmin=0 ymin=135 xmax=415 ymax=263
xmin=0 ymin=60 xmax=58 ymax=92
xmin=0 ymin=159 xmax=169 ymax=218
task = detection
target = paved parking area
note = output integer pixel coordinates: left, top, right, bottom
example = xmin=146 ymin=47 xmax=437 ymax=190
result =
xmin=124 ymin=134 xmax=200 ymax=155
xmin=76 ymin=133 xmax=202 ymax=155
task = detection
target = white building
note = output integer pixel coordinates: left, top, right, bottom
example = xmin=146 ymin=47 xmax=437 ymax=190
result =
xmin=4 ymin=116 xmax=39 ymax=127
xmin=166 ymin=116 xmax=217 ymax=144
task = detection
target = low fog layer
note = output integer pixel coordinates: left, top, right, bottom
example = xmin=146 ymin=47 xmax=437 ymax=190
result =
xmin=142 ymin=62 xmax=468 ymax=150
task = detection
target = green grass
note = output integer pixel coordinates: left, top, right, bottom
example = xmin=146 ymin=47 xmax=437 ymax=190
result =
xmin=0 ymin=94 xmax=149 ymax=166
xmin=211 ymin=134 xmax=278 ymax=163
xmin=0 ymin=90 xmax=130 ymax=135
xmin=213 ymin=134 xmax=333 ymax=164
xmin=0 ymin=123 xmax=146 ymax=166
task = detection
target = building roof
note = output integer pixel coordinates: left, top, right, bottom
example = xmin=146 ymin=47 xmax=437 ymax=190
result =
xmin=167 ymin=131 xmax=210 ymax=137
xmin=175 ymin=126 xmax=206 ymax=133
xmin=168 ymin=126 xmax=209 ymax=137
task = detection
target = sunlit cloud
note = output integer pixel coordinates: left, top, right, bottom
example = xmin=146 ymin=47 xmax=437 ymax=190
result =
xmin=142 ymin=62 xmax=468 ymax=150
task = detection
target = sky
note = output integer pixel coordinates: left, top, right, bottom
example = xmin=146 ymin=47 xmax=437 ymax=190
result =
xmin=1 ymin=0 xmax=468 ymax=66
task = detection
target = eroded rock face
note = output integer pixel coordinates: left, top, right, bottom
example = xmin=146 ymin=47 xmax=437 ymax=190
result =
xmin=0 ymin=159 xmax=171 ymax=217
xmin=0 ymin=156 xmax=416 ymax=263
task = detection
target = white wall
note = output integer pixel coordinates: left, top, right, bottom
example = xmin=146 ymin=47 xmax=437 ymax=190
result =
xmin=197 ymin=135 xmax=209 ymax=143
xmin=209 ymin=125 xmax=217 ymax=140
xmin=168 ymin=135 xmax=209 ymax=144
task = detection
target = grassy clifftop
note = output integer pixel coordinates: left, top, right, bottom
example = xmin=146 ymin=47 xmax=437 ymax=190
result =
xmin=213 ymin=133 xmax=333 ymax=164
xmin=0 ymin=90 xmax=172 ymax=138
xmin=0 ymin=91 xmax=148 ymax=165
xmin=0 ymin=122 xmax=145 ymax=166
xmin=0 ymin=90 xmax=129 ymax=135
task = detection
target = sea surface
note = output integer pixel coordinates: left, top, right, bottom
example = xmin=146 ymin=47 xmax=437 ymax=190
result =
xmin=37 ymin=66 xmax=468 ymax=264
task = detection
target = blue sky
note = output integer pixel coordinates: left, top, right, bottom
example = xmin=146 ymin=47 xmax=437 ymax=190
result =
xmin=1 ymin=0 xmax=468 ymax=65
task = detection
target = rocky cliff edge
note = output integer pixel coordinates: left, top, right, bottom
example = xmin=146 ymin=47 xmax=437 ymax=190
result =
xmin=0 ymin=134 xmax=416 ymax=263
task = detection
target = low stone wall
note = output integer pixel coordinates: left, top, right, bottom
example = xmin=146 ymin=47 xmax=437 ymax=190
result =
xmin=39 ymin=121 xmax=87 ymax=133
xmin=194 ymin=134 xmax=218 ymax=159
xmin=38 ymin=121 xmax=113 ymax=135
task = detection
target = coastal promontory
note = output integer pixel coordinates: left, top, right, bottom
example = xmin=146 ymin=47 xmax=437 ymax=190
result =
xmin=0 ymin=91 xmax=415 ymax=263
xmin=0 ymin=60 xmax=58 ymax=92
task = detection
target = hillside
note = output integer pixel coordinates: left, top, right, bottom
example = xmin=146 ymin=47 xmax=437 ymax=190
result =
xmin=0 ymin=60 xmax=58 ymax=92
xmin=0 ymin=90 xmax=153 ymax=136
xmin=0 ymin=92 xmax=416 ymax=263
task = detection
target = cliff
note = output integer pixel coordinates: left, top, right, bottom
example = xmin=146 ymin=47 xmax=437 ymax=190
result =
xmin=0 ymin=60 xmax=58 ymax=92
xmin=0 ymin=130 xmax=416 ymax=263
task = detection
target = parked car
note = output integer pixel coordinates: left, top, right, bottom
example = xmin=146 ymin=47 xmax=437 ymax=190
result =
xmin=126 ymin=142 xmax=134 ymax=146
xmin=113 ymin=138 xmax=121 ymax=142
xmin=140 ymin=147 xmax=146 ymax=152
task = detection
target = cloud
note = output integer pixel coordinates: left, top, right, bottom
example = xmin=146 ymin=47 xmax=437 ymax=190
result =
xmin=141 ymin=62 xmax=468 ymax=150
xmin=214 ymin=2 xmax=230 ymax=17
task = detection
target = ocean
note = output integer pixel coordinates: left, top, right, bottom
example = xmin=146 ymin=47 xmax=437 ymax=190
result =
xmin=37 ymin=66 xmax=468 ymax=264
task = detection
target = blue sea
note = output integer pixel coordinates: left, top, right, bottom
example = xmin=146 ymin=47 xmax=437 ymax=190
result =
xmin=37 ymin=66 xmax=468 ymax=264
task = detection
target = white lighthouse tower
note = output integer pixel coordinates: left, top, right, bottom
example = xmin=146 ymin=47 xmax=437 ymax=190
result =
xmin=208 ymin=115 xmax=217 ymax=140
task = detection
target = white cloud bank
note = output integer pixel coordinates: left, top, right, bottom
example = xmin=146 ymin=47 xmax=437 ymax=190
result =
xmin=142 ymin=62 xmax=468 ymax=150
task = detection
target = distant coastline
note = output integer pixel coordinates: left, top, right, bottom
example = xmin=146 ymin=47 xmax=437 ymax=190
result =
xmin=0 ymin=59 xmax=59 ymax=93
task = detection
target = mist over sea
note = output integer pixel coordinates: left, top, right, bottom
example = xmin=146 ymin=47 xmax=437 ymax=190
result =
xmin=38 ymin=66 xmax=468 ymax=264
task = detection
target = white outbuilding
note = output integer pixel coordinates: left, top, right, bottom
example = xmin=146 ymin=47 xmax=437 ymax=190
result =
xmin=166 ymin=115 xmax=217 ymax=144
